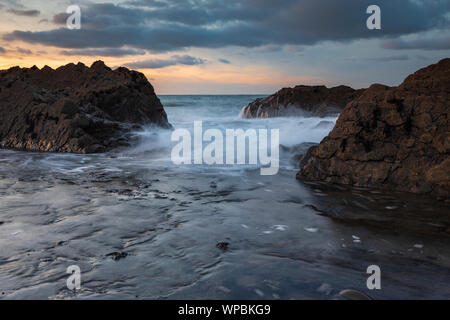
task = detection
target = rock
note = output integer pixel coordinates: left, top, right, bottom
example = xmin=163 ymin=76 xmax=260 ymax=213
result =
xmin=298 ymin=58 xmax=450 ymax=199
xmin=55 ymin=240 xmax=66 ymax=246
xmin=338 ymin=289 xmax=372 ymax=300
xmin=0 ymin=61 xmax=171 ymax=153
xmin=216 ymin=241 xmax=229 ymax=251
xmin=240 ymin=85 xmax=364 ymax=118
xmin=106 ymin=252 xmax=128 ymax=261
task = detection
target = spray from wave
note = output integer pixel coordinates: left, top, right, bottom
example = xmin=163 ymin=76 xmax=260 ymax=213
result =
xmin=125 ymin=95 xmax=336 ymax=171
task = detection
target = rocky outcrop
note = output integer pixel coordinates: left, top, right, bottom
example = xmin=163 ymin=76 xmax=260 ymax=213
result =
xmin=0 ymin=61 xmax=171 ymax=153
xmin=298 ymin=58 xmax=450 ymax=199
xmin=240 ymin=85 xmax=364 ymax=118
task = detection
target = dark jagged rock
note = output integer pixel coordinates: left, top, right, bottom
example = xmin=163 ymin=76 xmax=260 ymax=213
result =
xmin=298 ymin=58 xmax=450 ymax=199
xmin=240 ymin=85 xmax=364 ymax=118
xmin=0 ymin=61 xmax=171 ymax=153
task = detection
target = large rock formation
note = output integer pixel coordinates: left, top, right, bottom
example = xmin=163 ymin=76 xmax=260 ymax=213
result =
xmin=240 ymin=85 xmax=364 ymax=118
xmin=298 ymin=58 xmax=450 ymax=199
xmin=0 ymin=61 xmax=171 ymax=153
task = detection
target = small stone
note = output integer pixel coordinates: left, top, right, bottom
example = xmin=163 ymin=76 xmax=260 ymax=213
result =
xmin=216 ymin=242 xmax=229 ymax=251
xmin=106 ymin=252 xmax=128 ymax=261
xmin=339 ymin=289 xmax=372 ymax=300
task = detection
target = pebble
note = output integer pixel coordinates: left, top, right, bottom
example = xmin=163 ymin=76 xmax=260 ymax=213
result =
xmin=106 ymin=252 xmax=128 ymax=261
xmin=216 ymin=242 xmax=229 ymax=251
xmin=339 ymin=289 xmax=372 ymax=300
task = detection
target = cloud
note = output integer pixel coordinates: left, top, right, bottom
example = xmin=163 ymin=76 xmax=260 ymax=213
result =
xmin=4 ymin=0 xmax=450 ymax=53
xmin=125 ymin=55 xmax=206 ymax=69
xmin=123 ymin=0 xmax=170 ymax=8
xmin=381 ymin=35 xmax=450 ymax=50
xmin=61 ymin=48 xmax=147 ymax=57
xmin=0 ymin=47 xmax=6 ymax=53
xmin=367 ymin=55 xmax=409 ymax=62
xmin=219 ymin=58 xmax=231 ymax=64
xmin=52 ymin=12 xmax=69 ymax=25
xmin=7 ymin=8 xmax=40 ymax=17
xmin=16 ymin=47 xmax=32 ymax=54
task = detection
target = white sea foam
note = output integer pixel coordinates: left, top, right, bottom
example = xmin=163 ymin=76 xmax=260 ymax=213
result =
xmin=127 ymin=95 xmax=336 ymax=173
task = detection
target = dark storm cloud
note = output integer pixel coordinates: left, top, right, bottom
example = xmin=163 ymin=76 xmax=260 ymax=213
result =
xmin=4 ymin=0 xmax=450 ymax=52
xmin=125 ymin=55 xmax=206 ymax=68
xmin=7 ymin=8 xmax=40 ymax=17
xmin=0 ymin=47 xmax=6 ymax=53
xmin=5 ymin=23 xmax=269 ymax=52
xmin=60 ymin=48 xmax=146 ymax=57
xmin=381 ymin=35 xmax=450 ymax=50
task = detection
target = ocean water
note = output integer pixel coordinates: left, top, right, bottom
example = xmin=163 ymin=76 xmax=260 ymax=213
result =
xmin=0 ymin=95 xmax=449 ymax=299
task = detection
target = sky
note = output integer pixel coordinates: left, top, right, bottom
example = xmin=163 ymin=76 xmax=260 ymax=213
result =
xmin=0 ymin=0 xmax=449 ymax=94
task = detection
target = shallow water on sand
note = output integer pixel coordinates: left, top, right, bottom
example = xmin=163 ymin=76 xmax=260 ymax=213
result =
xmin=0 ymin=95 xmax=449 ymax=299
